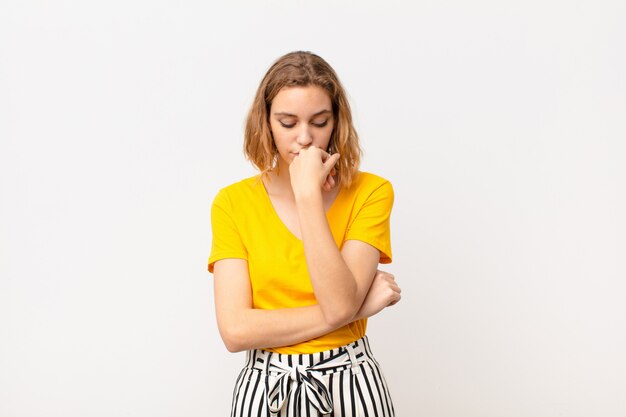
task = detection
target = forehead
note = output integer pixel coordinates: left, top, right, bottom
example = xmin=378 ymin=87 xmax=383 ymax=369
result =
xmin=270 ymin=85 xmax=332 ymax=115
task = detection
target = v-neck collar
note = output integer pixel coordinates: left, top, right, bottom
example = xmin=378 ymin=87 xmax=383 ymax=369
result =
xmin=256 ymin=175 xmax=344 ymax=242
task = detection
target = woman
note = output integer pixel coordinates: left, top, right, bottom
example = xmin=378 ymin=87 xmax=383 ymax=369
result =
xmin=208 ymin=51 xmax=401 ymax=417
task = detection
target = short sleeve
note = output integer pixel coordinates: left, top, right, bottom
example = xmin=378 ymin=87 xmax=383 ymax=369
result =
xmin=208 ymin=189 xmax=248 ymax=273
xmin=344 ymin=180 xmax=394 ymax=264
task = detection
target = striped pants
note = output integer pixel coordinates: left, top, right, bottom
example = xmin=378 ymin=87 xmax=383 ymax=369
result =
xmin=230 ymin=336 xmax=395 ymax=417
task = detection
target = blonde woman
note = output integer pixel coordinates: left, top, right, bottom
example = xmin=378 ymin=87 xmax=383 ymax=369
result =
xmin=208 ymin=51 xmax=401 ymax=417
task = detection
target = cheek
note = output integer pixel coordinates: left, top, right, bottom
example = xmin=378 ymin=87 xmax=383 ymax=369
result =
xmin=327 ymin=119 xmax=336 ymax=136
xmin=272 ymin=132 xmax=289 ymax=151
xmin=323 ymin=125 xmax=335 ymax=142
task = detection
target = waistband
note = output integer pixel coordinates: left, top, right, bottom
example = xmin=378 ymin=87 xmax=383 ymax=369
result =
xmin=244 ymin=336 xmax=376 ymax=415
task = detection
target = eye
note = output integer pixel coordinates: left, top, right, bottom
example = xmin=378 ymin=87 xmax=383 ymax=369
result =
xmin=312 ymin=120 xmax=328 ymax=128
xmin=279 ymin=121 xmax=295 ymax=128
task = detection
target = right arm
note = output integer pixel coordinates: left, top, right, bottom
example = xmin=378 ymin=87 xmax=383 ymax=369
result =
xmin=213 ymin=258 xmax=400 ymax=352
xmin=214 ymin=258 xmax=336 ymax=352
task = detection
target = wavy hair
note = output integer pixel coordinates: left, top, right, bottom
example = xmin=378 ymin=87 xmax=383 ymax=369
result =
xmin=244 ymin=51 xmax=362 ymax=189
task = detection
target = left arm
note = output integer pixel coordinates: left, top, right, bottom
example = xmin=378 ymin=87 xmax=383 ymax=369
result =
xmin=296 ymin=194 xmax=381 ymax=327
xmin=292 ymin=147 xmax=392 ymax=327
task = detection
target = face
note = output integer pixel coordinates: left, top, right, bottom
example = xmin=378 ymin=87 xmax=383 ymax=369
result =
xmin=269 ymin=85 xmax=335 ymax=168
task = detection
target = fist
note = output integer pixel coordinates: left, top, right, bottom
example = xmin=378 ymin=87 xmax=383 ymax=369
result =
xmin=289 ymin=147 xmax=340 ymax=197
xmin=356 ymin=270 xmax=401 ymax=320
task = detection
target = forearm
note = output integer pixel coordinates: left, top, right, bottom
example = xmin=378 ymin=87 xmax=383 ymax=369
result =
xmin=213 ymin=257 xmax=360 ymax=353
xmin=296 ymin=192 xmax=360 ymax=325
xmin=218 ymin=303 xmax=340 ymax=352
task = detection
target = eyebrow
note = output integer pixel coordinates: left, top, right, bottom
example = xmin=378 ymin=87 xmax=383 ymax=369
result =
xmin=273 ymin=109 xmax=332 ymax=117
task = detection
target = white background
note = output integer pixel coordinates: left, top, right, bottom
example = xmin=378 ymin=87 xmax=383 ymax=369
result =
xmin=1 ymin=1 xmax=625 ymax=416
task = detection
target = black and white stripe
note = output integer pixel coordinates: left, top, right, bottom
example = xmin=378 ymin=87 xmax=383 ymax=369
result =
xmin=229 ymin=336 xmax=395 ymax=417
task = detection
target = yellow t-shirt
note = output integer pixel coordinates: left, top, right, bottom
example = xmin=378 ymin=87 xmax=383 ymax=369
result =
xmin=208 ymin=171 xmax=393 ymax=354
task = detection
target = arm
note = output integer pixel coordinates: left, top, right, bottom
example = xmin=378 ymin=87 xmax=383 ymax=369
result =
xmin=354 ymin=268 xmax=402 ymax=320
xmin=213 ymin=258 xmax=401 ymax=352
xmin=213 ymin=258 xmax=336 ymax=352
xmin=297 ymin=199 xmax=383 ymax=326
xmin=290 ymin=148 xmax=394 ymax=326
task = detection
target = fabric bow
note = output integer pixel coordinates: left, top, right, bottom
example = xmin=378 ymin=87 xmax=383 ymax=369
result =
xmin=266 ymin=362 xmax=333 ymax=415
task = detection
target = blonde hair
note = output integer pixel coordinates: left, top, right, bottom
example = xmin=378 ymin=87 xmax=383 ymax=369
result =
xmin=244 ymin=51 xmax=362 ymax=189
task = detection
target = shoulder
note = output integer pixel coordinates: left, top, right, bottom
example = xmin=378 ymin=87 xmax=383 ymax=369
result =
xmin=346 ymin=171 xmax=393 ymax=198
xmin=212 ymin=175 xmax=263 ymax=203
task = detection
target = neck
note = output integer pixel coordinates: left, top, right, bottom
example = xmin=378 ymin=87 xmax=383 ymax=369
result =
xmin=275 ymin=158 xmax=291 ymax=181
xmin=265 ymin=160 xmax=294 ymax=198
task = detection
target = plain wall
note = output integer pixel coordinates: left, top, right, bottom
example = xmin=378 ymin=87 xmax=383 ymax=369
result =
xmin=1 ymin=1 xmax=625 ymax=416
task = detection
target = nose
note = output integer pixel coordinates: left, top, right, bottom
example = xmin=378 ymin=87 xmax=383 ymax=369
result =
xmin=296 ymin=125 xmax=313 ymax=146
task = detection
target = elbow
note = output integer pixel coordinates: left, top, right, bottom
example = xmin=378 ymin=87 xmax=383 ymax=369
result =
xmin=219 ymin=323 xmax=250 ymax=353
xmin=322 ymin=304 xmax=360 ymax=328
xmin=223 ymin=337 xmax=245 ymax=353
